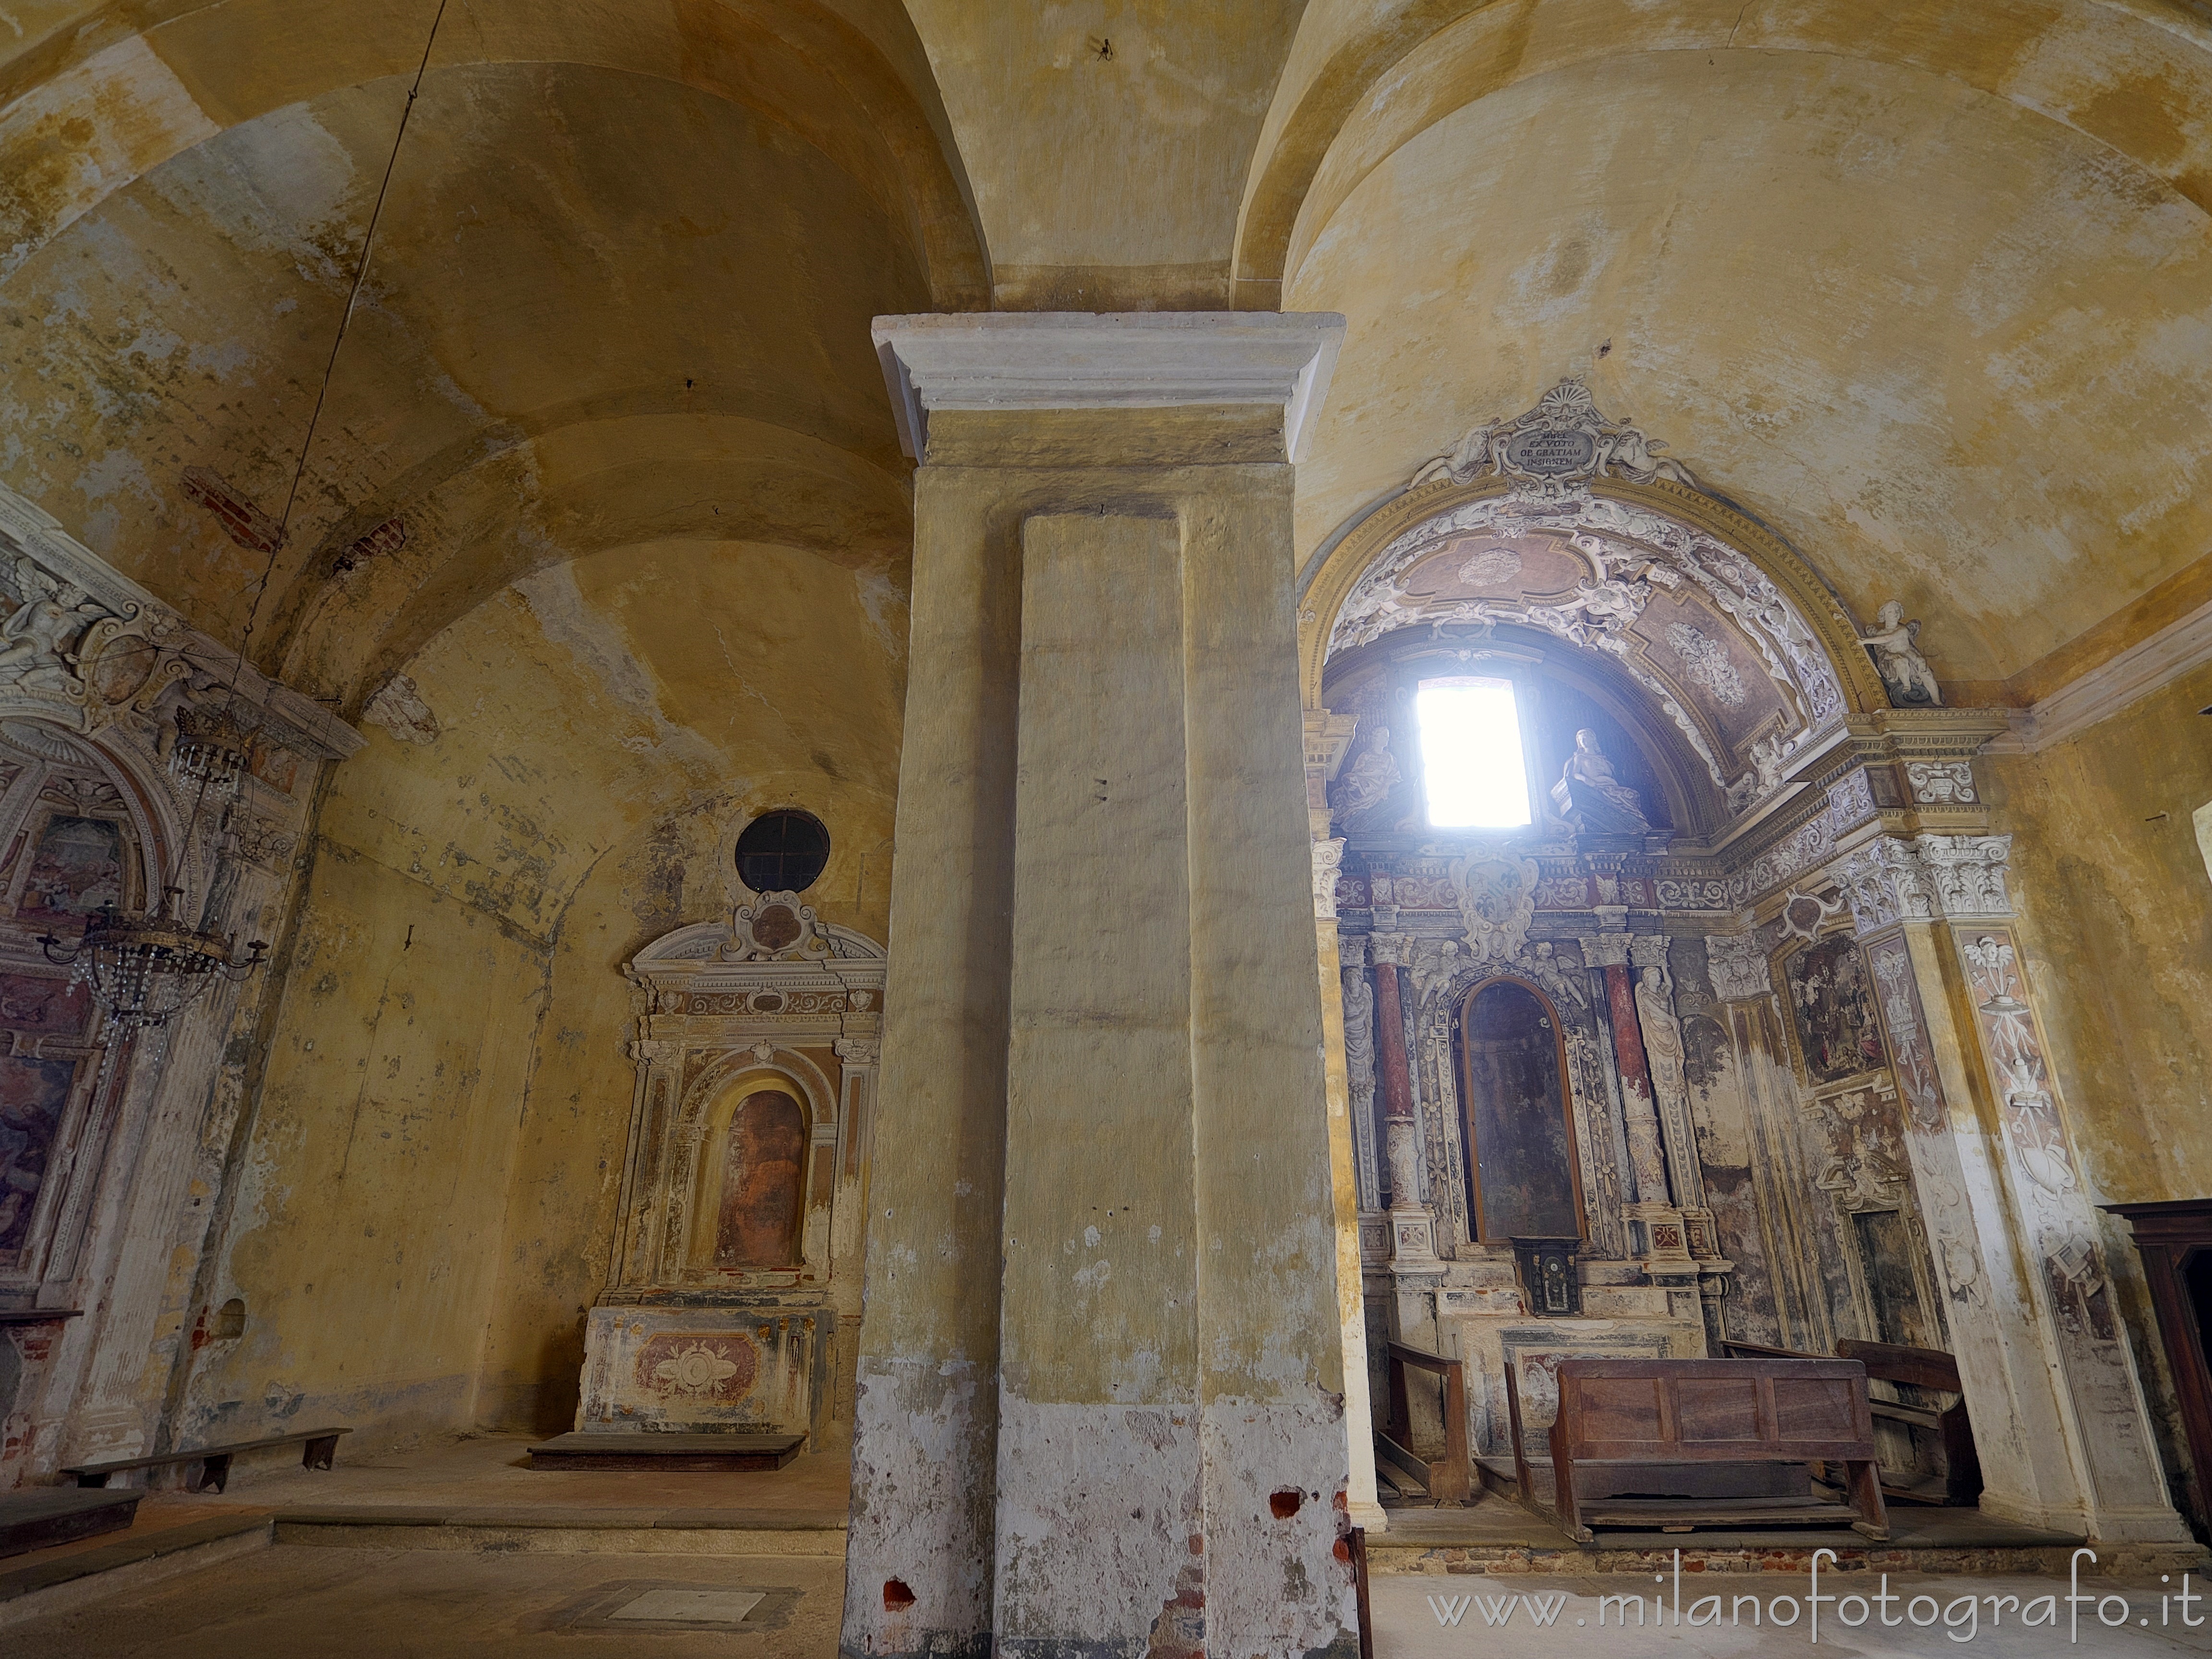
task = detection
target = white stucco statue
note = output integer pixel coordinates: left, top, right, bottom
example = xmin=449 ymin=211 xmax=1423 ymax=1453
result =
xmin=1860 ymin=600 xmax=1941 ymax=706
xmin=1550 ymin=728 xmax=1651 ymax=835
xmin=1332 ymin=723 xmax=1400 ymax=824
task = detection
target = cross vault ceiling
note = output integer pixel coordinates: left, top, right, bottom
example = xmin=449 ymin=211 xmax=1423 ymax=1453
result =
xmin=0 ymin=0 xmax=2207 ymax=897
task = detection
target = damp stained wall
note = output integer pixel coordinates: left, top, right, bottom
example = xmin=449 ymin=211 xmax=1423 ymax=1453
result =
xmin=1991 ymin=674 xmax=2212 ymax=1211
xmin=181 ymin=536 xmax=902 ymax=1449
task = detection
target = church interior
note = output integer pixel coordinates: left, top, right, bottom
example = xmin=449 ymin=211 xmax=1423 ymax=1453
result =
xmin=5 ymin=2 xmax=2212 ymax=1654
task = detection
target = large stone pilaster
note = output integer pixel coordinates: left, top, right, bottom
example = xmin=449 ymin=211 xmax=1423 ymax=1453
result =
xmin=1843 ymin=834 xmax=2190 ymax=1543
xmin=1308 ymin=825 xmax=1385 ymax=1531
xmin=845 ymin=313 xmax=1357 ymax=1659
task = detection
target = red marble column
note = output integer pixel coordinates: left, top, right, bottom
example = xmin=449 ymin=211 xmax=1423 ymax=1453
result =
xmin=1371 ymin=962 xmax=1414 ymax=1123
xmin=1368 ymin=946 xmax=1441 ymax=1263
xmin=1601 ymin=960 xmax=1673 ymax=1209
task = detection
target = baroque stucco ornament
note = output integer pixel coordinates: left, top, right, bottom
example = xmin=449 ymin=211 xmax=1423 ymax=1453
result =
xmin=1331 ymin=491 xmax=1843 ymax=813
xmin=1449 ymin=854 xmax=1540 ymax=962
xmin=1412 ymin=377 xmax=1701 ymax=500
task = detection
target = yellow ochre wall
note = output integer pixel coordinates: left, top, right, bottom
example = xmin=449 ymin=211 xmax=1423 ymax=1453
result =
xmin=179 ymin=538 xmax=901 ymax=1449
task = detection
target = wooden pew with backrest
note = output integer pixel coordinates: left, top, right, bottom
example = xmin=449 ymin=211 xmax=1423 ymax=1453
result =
xmin=1376 ymin=1342 xmax=1473 ymax=1506
xmin=1526 ymin=1357 xmax=1888 ymax=1542
xmin=1725 ymin=1338 xmax=1980 ymax=1506
xmin=1835 ymin=1338 xmax=1982 ymax=1506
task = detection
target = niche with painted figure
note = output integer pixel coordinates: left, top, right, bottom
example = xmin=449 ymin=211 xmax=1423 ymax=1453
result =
xmin=698 ymin=1084 xmax=808 ymax=1271
xmin=1454 ymin=979 xmax=1585 ymax=1245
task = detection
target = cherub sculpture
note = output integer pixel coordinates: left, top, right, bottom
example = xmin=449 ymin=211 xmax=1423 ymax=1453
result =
xmin=0 ymin=561 xmax=107 ymax=693
xmin=1859 ymin=600 xmax=1940 ymax=706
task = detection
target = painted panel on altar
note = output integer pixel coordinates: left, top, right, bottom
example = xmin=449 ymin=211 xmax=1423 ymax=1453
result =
xmin=1456 ymin=981 xmax=1581 ymax=1243
xmin=1784 ymin=934 xmax=1886 ymax=1083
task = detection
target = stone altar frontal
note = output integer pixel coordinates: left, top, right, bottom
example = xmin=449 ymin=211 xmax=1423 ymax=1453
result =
xmin=572 ymin=899 xmax=883 ymax=1447
xmin=577 ymin=1305 xmax=830 ymax=1435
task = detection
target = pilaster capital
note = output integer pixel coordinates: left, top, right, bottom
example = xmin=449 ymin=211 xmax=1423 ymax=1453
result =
xmin=1840 ymin=833 xmax=2012 ymax=934
xmin=1369 ymin=932 xmax=1413 ymax=968
xmin=871 ymin=311 xmax=1347 ymax=461
xmin=1310 ymin=837 xmax=1346 ymax=919
xmin=1628 ymin=934 xmax=1671 ymax=970
xmin=1339 ymin=932 xmax=1370 ymax=970
xmin=833 ymin=1037 xmax=881 ymax=1069
xmin=1705 ymin=934 xmax=1773 ymax=1001
xmin=1586 ymin=932 xmax=1633 ymax=969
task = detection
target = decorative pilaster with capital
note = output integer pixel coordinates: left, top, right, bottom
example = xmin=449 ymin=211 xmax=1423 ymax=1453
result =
xmin=1845 ymin=832 xmax=2187 ymax=1542
xmin=1311 ymin=837 xmax=1346 ymax=920
xmin=1369 ymin=938 xmax=1437 ymax=1264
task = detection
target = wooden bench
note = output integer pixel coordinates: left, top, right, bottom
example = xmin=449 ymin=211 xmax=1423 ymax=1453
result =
xmin=1539 ymin=1358 xmax=1887 ymax=1542
xmin=1726 ymin=1338 xmax=1981 ymax=1506
xmin=1376 ymin=1342 xmax=1472 ymax=1506
xmin=64 ymin=1427 xmax=350 ymax=1495
xmin=1837 ymin=1338 xmax=1982 ymax=1506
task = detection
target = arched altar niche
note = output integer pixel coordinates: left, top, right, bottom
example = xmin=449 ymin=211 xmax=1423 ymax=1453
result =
xmin=573 ymin=899 xmax=883 ymax=1444
xmin=697 ymin=1078 xmax=809 ymax=1271
xmin=1454 ymin=978 xmax=1585 ymax=1246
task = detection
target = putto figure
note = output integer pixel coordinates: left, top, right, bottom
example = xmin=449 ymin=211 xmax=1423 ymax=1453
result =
xmin=1859 ymin=600 xmax=1941 ymax=706
xmin=1551 ymin=728 xmax=1650 ymax=835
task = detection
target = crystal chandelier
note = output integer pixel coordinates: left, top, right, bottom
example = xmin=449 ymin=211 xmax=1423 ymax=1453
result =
xmin=38 ymin=888 xmax=267 ymax=1031
xmin=168 ymin=702 xmax=251 ymax=795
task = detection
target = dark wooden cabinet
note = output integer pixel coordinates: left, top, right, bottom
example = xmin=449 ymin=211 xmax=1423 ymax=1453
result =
xmin=2105 ymin=1200 xmax=2212 ymax=1521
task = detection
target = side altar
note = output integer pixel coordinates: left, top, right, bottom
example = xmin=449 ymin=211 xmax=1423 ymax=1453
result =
xmin=570 ymin=894 xmax=883 ymax=1448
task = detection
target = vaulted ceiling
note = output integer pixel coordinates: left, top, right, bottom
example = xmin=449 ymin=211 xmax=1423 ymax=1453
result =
xmin=1 ymin=0 xmax=2206 ymax=756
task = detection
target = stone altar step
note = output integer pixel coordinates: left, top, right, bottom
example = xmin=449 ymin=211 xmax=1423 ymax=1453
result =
xmin=0 ymin=1489 xmax=140 ymax=1560
xmin=526 ymin=1432 xmax=805 ymax=1472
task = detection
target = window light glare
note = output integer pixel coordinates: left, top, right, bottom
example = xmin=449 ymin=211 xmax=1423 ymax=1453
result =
xmin=1416 ymin=682 xmax=1532 ymax=829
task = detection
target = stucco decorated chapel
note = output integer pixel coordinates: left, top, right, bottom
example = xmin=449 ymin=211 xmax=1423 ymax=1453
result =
xmin=3 ymin=2 xmax=2212 ymax=1655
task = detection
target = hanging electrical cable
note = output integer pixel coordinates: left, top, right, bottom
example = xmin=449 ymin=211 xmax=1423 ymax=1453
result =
xmin=40 ymin=0 xmax=453 ymax=1033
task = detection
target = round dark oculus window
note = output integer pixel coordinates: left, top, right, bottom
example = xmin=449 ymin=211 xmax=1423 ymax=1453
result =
xmin=736 ymin=810 xmax=830 ymax=894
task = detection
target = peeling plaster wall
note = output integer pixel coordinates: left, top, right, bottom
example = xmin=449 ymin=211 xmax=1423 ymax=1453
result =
xmin=181 ymin=535 xmax=904 ymax=1451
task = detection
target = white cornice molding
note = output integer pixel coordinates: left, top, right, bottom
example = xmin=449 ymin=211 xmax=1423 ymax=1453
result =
xmin=0 ymin=481 xmax=363 ymax=760
xmin=871 ymin=310 xmax=1346 ymax=462
xmin=1993 ymin=596 xmax=2212 ymax=753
